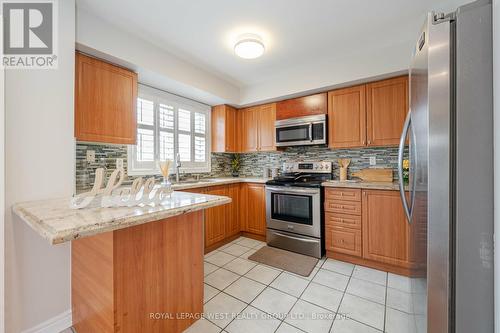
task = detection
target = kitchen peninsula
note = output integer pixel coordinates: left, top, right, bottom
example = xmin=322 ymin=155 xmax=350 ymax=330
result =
xmin=13 ymin=191 xmax=231 ymax=333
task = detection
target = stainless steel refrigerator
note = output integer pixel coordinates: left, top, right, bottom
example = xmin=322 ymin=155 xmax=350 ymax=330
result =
xmin=397 ymin=0 xmax=494 ymax=332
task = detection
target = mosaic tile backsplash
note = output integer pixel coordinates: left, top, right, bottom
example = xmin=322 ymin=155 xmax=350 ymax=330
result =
xmin=76 ymin=142 xmax=407 ymax=193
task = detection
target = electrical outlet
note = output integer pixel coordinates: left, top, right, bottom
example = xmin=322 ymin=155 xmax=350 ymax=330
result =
xmin=86 ymin=150 xmax=95 ymax=163
xmin=116 ymin=158 xmax=124 ymax=169
xmin=369 ymin=156 xmax=376 ymax=166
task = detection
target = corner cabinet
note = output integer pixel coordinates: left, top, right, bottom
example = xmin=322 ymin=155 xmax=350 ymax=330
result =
xmin=211 ymin=105 xmax=238 ymax=152
xmin=240 ymin=103 xmax=276 ymax=153
xmin=327 ymin=75 xmax=408 ymax=149
xmin=75 ymin=52 xmax=138 ymax=144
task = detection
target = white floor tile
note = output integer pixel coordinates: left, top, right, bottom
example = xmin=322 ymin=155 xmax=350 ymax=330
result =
xmin=346 ymin=278 xmax=386 ymax=305
xmin=240 ymin=249 xmax=257 ymax=259
xmin=338 ymin=294 xmax=385 ymax=331
xmin=223 ymin=257 xmax=257 ymax=276
xmin=222 ymin=244 xmax=252 ymax=256
xmin=205 ymin=251 xmax=237 ymax=267
xmin=270 ymin=272 xmax=310 ymax=297
xmin=330 ymin=316 xmax=381 ymax=332
xmin=245 ymin=265 xmax=281 ymax=285
xmin=252 ymin=242 xmax=267 ymax=250
xmin=352 ymin=266 xmax=387 ymax=286
xmin=388 ymin=273 xmax=412 ymax=292
xmin=285 ymin=299 xmax=335 ymax=333
xmin=204 ymin=283 xmax=220 ymax=303
xmin=205 ymin=268 xmax=240 ymax=290
xmin=225 ymin=306 xmax=281 ymax=333
xmin=276 ymin=322 xmax=305 ymax=333
xmin=183 ymin=318 xmax=222 ymax=333
xmin=204 ymin=262 xmax=219 ymax=276
xmin=224 ymin=277 xmax=266 ymax=303
xmin=313 ymin=269 xmax=350 ymax=292
xmin=237 ymin=237 xmax=262 ymax=248
xmin=315 ymin=257 xmax=327 ymax=268
xmin=300 ymin=282 xmax=343 ymax=312
xmin=204 ymin=293 xmax=246 ymax=328
xmin=385 ymin=308 xmax=416 ymax=333
xmin=322 ymin=259 xmax=355 ymax=276
xmin=386 ymin=288 xmax=413 ymax=313
xmin=251 ymin=287 xmax=297 ymax=319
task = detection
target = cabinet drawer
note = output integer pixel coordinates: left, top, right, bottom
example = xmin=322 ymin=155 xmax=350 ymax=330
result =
xmin=324 ymin=199 xmax=361 ymax=215
xmin=325 ymin=188 xmax=361 ymax=202
xmin=325 ymin=225 xmax=362 ymax=257
xmin=325 ymin=212 xmax=361 ymax=230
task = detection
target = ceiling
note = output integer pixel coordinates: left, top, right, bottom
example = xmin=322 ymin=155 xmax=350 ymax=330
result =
xmin=76 ymin=0 xmax=469 ymax=105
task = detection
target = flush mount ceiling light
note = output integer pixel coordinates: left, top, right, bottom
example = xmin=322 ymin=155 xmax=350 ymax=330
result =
xmin=234 ymin=34 xmax=265 ymax=59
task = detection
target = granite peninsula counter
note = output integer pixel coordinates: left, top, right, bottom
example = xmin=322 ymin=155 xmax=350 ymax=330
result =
xmin=13 ymin=190 xmax=231 ymax=333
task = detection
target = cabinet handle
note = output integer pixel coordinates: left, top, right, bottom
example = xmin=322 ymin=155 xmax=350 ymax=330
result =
xmin=340 ymin=219 xmax=344 ymax=223
xmin=367 ymin=140 xmax=371 ymax=144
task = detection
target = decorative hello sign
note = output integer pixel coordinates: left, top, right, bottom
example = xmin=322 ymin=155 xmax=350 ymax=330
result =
xmin=70 ymin=168 xmax=173 ymax=209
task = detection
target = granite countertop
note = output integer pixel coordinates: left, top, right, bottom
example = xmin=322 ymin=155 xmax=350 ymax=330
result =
xmin=13 ymin=191 xmax=231 ymax=245
xmin=322 ymin=180 xmax=406 ymax=191
xmin=171 ymin=177 xmax=271 ymax=190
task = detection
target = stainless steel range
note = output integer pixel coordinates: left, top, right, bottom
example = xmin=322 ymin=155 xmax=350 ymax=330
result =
xmin=265 ymin=162 xmax=332 ymax=258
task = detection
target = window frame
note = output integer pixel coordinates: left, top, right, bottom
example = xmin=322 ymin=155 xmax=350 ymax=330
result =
xmin=127 ymin=85 xmax=211 ymax=176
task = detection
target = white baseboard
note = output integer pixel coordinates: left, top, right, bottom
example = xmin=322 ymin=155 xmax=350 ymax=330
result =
xmin=21 ymin=310 xmax=72 ymax=333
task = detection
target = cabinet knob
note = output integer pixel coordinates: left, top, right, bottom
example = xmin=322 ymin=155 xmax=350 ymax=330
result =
xmin=367 ymin=140 xmax=371 ymax=144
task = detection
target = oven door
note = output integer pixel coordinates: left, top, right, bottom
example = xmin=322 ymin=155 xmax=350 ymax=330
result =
xmin=265 ymin=186 xmax=321 ymax=238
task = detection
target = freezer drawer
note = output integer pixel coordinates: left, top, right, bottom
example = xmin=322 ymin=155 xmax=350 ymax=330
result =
xmin=266 ymin=228 xmax=322 ymax=258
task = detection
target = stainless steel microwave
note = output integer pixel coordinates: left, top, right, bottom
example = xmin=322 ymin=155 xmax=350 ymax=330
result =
xmin=275 ymin=114 xmax=327 ymax=147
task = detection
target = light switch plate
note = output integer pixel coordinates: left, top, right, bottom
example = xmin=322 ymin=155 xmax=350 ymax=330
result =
xmin=86 ymin=150 xmax=95 ymax=163
xmin=116 ymin=158 xmax=124 ymax=169
xmin=369 ymin=156 xmax=376 ymax=166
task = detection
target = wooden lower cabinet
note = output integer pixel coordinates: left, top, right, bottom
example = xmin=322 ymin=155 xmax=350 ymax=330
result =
xmin=205 ymin=186 xmax=228 ymax=247
xmin=225 ymin=184 xmax=240 ymax=237
xmin=362 ymin=189 xmax=412 ymax=268
xmin=181 ymin=182 xmax=266 ymax=251
xmin=242 ymin=183 xmax=266 ymax=236
xmin=325 ymin=187 xmax=417 ymax=276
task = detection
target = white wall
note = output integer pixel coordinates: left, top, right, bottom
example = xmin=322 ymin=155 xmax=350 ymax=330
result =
xmin=4 ymin=0 xmax=75 ymax=332
xmin=495 ymin=0 xmax=500 ymax=330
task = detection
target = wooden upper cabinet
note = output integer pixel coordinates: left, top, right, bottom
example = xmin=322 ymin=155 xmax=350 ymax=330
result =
xmin=75 ymin=52 xmax=138 ymax=144
xmin=328 ymin=85 xmax=366 ymax=148
xmin=366 ymin=76 xmax=409 ymax=146
xmin=362 ymin=190 xmax=412 ymax=268
xmin=276 ymin=93 xmax=327 ymax=120
xmin=241 ymin=106 xmax=259 ymax=152
xmin=211 ymin=105 xmax=238 ymax=153
xmin=258 ymin=103 xmax=276 ymax=152
xmin=239 ymin=103 xmax=276 ymax=152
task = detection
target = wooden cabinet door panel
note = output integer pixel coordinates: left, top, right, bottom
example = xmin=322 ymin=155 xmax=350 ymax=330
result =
xmin=276 ymin=93 xmax=327 ymax=120
xmin=328 ymin=85 xmax=366 ymax=148
xmin=325 ymin=188 xmax=361 ymax=202
xmin=245 ymin=183 xmax=266 ymax=235
xmin=324 ymin=199 xmax=361 ymax=216
xmin=225 ymin=184 xmax=240 ymax=237
xmin=241 ymin=107 xmax=259 ymax=152
xmin=75 ymin=53 xmax=137 ymax=144
xmin=258 ymin=103 xmax=276 ymax=152
xmin=325 ymin=225 xmax=362 ymax=257
xmin=325 ymin=212 xmax=361 ymax=230
xmin=211 ymin=105 xmax=237 ymax=153
xmin=362 ymin=190 xmax=410 ymax=266
xmin=225 ymin=106 xmax=238 ymax=152
xmin=366 ymin=76 xmax=408 ymax=146
xmin=205 ymin=186 xmax=227 ymax=246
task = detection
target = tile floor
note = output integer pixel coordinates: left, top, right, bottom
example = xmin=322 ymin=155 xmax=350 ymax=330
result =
xmin=187 ymin=236 xmax=425 ymax=333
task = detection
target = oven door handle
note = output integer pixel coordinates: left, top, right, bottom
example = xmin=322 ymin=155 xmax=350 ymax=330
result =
xmin=272 ymin=231 xmax=319 ymax=243
xmin=265 ymin=186 xmax=319 ymax=195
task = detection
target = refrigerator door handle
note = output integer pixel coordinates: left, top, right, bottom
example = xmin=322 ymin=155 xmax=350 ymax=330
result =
xmin=398 ymin=110 xmax=413 ymax=222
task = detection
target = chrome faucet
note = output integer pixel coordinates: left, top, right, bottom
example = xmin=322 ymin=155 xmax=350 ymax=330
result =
xmin=175 ymin=152 xmax=181 ymax=183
